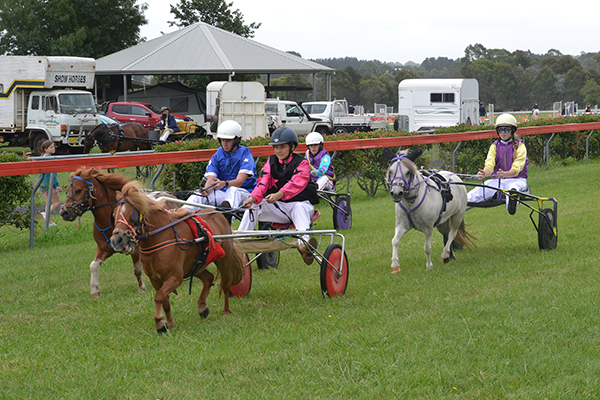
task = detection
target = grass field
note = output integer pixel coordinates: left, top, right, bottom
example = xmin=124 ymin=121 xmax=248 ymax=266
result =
xmin=1 ymin=161 xmax=600 ymax=399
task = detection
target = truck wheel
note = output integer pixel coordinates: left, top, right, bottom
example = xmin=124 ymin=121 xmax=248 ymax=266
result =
xmin=316 ymin=126 xmax=330 ymax=136
xmin=333 ymin=127 xmax=348 ymax=134
xmin=32 ymin=133 xmax=48 ymax=156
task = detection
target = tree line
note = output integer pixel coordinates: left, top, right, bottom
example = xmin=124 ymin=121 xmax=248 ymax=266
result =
xmin=272 ymin=46 xmax=600 ymax=113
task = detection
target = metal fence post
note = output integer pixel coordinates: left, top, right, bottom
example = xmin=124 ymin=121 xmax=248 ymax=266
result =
xmin=545 ymin=133 xmax=556 ymax=166
xmin=586 ymin=130 xmax=595 ymax=164
xmin=452 ymin=141 xmax=462 ymax=172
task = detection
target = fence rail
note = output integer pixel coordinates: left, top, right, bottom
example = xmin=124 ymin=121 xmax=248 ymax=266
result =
xmin=2 ymin=122 xmax=600 ymax=177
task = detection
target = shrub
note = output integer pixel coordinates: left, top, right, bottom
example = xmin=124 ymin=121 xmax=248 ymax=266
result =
xmin=0 ymin=152 xmax=31 ymax=231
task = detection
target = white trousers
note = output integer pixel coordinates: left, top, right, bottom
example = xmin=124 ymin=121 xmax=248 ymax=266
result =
xmin=159 ymin=128 xmax=173 ymax=141
xmin=238 ymin=200 xmax=314 ymax=243
xmin=183 ymin=186 xmax=251 ymax=211
xmin=467 ymin=177 xmax=528 ymax=205
xmin=315 ymin=176 xmax=335 ymax=191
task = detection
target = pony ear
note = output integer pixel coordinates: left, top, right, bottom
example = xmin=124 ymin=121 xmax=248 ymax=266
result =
xmin=406 ymin=148 xmax=423 ymax=162
xmin=116 ymin=190 xmax=123 ymax=201
xmin=383 ymin=147 xmax=397 ymax=161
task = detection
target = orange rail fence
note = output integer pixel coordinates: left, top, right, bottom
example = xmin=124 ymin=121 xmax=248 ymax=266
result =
xmin=2 ymin=122 xmax=600 ymax=177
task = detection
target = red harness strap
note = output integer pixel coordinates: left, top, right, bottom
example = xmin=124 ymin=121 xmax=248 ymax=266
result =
xmin=184 ymin=215 xmax=225 ymax=266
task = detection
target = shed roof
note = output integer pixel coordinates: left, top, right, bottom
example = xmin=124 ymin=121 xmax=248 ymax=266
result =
xmin=96 ymin=22 xmax=332 ymax=75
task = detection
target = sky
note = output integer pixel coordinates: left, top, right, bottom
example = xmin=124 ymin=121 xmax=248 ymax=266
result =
xmin=138 ymin=0 xmax=599 ymax=65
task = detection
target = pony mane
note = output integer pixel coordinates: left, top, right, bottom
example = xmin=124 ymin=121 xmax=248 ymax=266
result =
xmin=71 ymin=167 xmax=129 ymax=191
xmin=121 ymin=181 xmax=171 ymax=214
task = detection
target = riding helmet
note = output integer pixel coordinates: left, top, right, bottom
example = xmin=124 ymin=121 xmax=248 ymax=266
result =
xmin=269 ymin=127 xmax=298 ymax=149
xmin=495 ymin=113 xmax=518 ymax=134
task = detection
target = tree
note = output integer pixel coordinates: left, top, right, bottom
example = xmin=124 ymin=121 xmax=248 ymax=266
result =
xmin=491 ymin=63 xmax=517 ymax=110
xmin=581 ymin=79 xmax=600 ymax=106
xmin=531 ymin=66 xmax=558 ymax=109
xmin=0 ymin=0 xmax=147 ymax=58
xmin=169 ymin=0 xmax=261 ymax=38
xmin=461 ymin=59 xmax=496 ymax=104
xmin=563 ymin=64 xmax=587 ymax=104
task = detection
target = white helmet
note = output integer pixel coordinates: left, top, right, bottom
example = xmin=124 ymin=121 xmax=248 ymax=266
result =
xmin=495 ymin=113 xmax=518 ymax=130
xmin=305 ymin=131 xmax=324 ymax=146
xmin=216 ymin=120 xmax=242 ymax=139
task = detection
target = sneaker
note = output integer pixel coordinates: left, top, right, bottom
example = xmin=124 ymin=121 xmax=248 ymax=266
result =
xmin=297 ymin=237 xmax=318 ymax=265
xmin=40 ymin=211 xmax=46 ymax=220
xmin=48 ymin=221 xmax=57 ymax=227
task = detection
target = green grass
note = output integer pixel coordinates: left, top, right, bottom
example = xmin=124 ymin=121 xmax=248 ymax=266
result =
xmin=1 ymin=161 xmax=600 ymax=398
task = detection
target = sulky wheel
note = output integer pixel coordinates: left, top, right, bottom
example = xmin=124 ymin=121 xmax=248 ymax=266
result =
xmin=230 ymin=254 xmax=252 ymax=298
xmin=320 ymin=244 xmax=349 ymax=297
xmin=538 ymin=208 xmax=558 ymax=250
xmin=333 ymin=195 xmax=352 ymax=230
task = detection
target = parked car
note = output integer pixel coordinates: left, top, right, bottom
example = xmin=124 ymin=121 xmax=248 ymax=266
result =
xmin=104 ymin=101 xmax=192 ymax=130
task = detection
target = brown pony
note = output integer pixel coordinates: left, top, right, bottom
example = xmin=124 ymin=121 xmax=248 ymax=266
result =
xmin=59 ymin=168 xmax=146 ymax=297
xmin=110 ymin=181 xmax=245 ymax=333
xmin=84 ymin=123 xmax=150 ymax=153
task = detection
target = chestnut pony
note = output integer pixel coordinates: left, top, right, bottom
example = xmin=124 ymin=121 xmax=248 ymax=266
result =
xmin=110 ymin=181 xmax=244 ymax=333
xmin=84 ymin=123 xmax=149 ymax=153
xmin=60 ymin=168 xmax=146 ymax=297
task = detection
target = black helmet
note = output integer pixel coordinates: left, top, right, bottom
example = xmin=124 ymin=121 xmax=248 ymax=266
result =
xmin=269 ymin=127 xmax=298 ymax=148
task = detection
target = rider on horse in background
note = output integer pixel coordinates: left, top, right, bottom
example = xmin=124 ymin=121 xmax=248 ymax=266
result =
xmin=467 ymin=113 xmax=529 ymax=214
xmin=157 ymin=106 xmax=180 ymax=141
xmin=183 ymin=120 xmax=257 ymax=215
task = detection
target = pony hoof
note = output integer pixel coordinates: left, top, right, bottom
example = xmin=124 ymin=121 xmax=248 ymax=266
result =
xmin=391 ymin=266 xmax=401 ymax=274
xmin=157 ymin=325 xmax=169 ymax=334
xmin=443 ymin=257 xmax=453 ymax=264
xmin=199 ymin=308 xmax=210 ymax=319
xmin=90 ymin=293 xmax=100 ymax=299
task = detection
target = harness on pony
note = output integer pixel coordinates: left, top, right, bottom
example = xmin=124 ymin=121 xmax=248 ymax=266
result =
xmin=130 ymin=209 xmax=225 ymax=294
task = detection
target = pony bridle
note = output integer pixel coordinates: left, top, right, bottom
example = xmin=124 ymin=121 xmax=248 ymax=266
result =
xmin=113 ymin=200 xmax=144 ymax=245
xmin=388 ymin=157 xmax=420 ymax=199
xmin=65 ymin=176 xmax=95 ymax=216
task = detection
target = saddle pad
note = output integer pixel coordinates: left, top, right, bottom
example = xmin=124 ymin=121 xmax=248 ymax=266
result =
xmin=184 ymin=215 xmax=225 ymax=266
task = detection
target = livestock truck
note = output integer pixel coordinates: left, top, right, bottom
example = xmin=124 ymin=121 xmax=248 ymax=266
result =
xmin=0 ymin=56 xmax=100 ymax=155
xmin=397 ymin=79 xmax=479 ymax=133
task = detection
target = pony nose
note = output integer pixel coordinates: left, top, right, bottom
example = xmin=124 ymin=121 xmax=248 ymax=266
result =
xmin=110 ymin=234 xmax=127 ymax=251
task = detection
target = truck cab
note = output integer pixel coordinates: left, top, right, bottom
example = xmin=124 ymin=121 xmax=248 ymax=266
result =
xmin=265 ymin=99 xmax=331 ymax=136
xmin=26 ymin=90 xmax=98 ymax=155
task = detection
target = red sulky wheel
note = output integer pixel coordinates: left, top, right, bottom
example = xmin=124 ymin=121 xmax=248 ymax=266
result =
xmin=230 ymin=254 xmax=252 ymax=298
xmin=320 ymin=244 xmax=349 ymax=297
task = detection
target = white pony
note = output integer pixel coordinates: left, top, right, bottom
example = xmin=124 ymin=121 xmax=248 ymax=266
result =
xmin=387 ymin=151 xmax=474 ymax=273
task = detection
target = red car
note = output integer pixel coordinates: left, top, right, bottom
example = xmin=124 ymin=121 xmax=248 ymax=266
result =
xmin=104 ymin=102 xmax=191 ymax=130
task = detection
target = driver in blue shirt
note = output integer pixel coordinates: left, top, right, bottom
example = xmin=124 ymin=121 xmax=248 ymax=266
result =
xmin=184 ymin=120 xmax=257 ymax=212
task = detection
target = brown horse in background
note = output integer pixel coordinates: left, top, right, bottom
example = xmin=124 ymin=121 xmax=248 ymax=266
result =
xmin=59 ymin=168 xmax=146 ymax=297
xmin=110 ymin=181 xmax=245 ymax=333
xmin=84 ymin=123 xmax=149 ymax=153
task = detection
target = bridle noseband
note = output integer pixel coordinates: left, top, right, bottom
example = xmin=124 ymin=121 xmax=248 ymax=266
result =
xmin=114 ymin=200 xmax=145 ymax=243
xmin=64 ymin=176 xmax=95 ymax=216
xmin=388 ymin=157 xmax=420 ymax=198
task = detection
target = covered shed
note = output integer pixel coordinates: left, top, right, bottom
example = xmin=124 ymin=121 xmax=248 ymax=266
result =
xmin=96 ymin=21 xmax=333 ymax=102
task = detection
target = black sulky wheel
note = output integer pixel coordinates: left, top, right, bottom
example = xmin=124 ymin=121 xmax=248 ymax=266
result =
xmin=332 ymin=195 xmax=352 ymax=230
xmin=320 ymin=244 xmax=349 ymax=297
xmin=230 ymin=254 xmax=252 ymax=298
xmin=538 ymin=208 xmax=558 ymax=250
